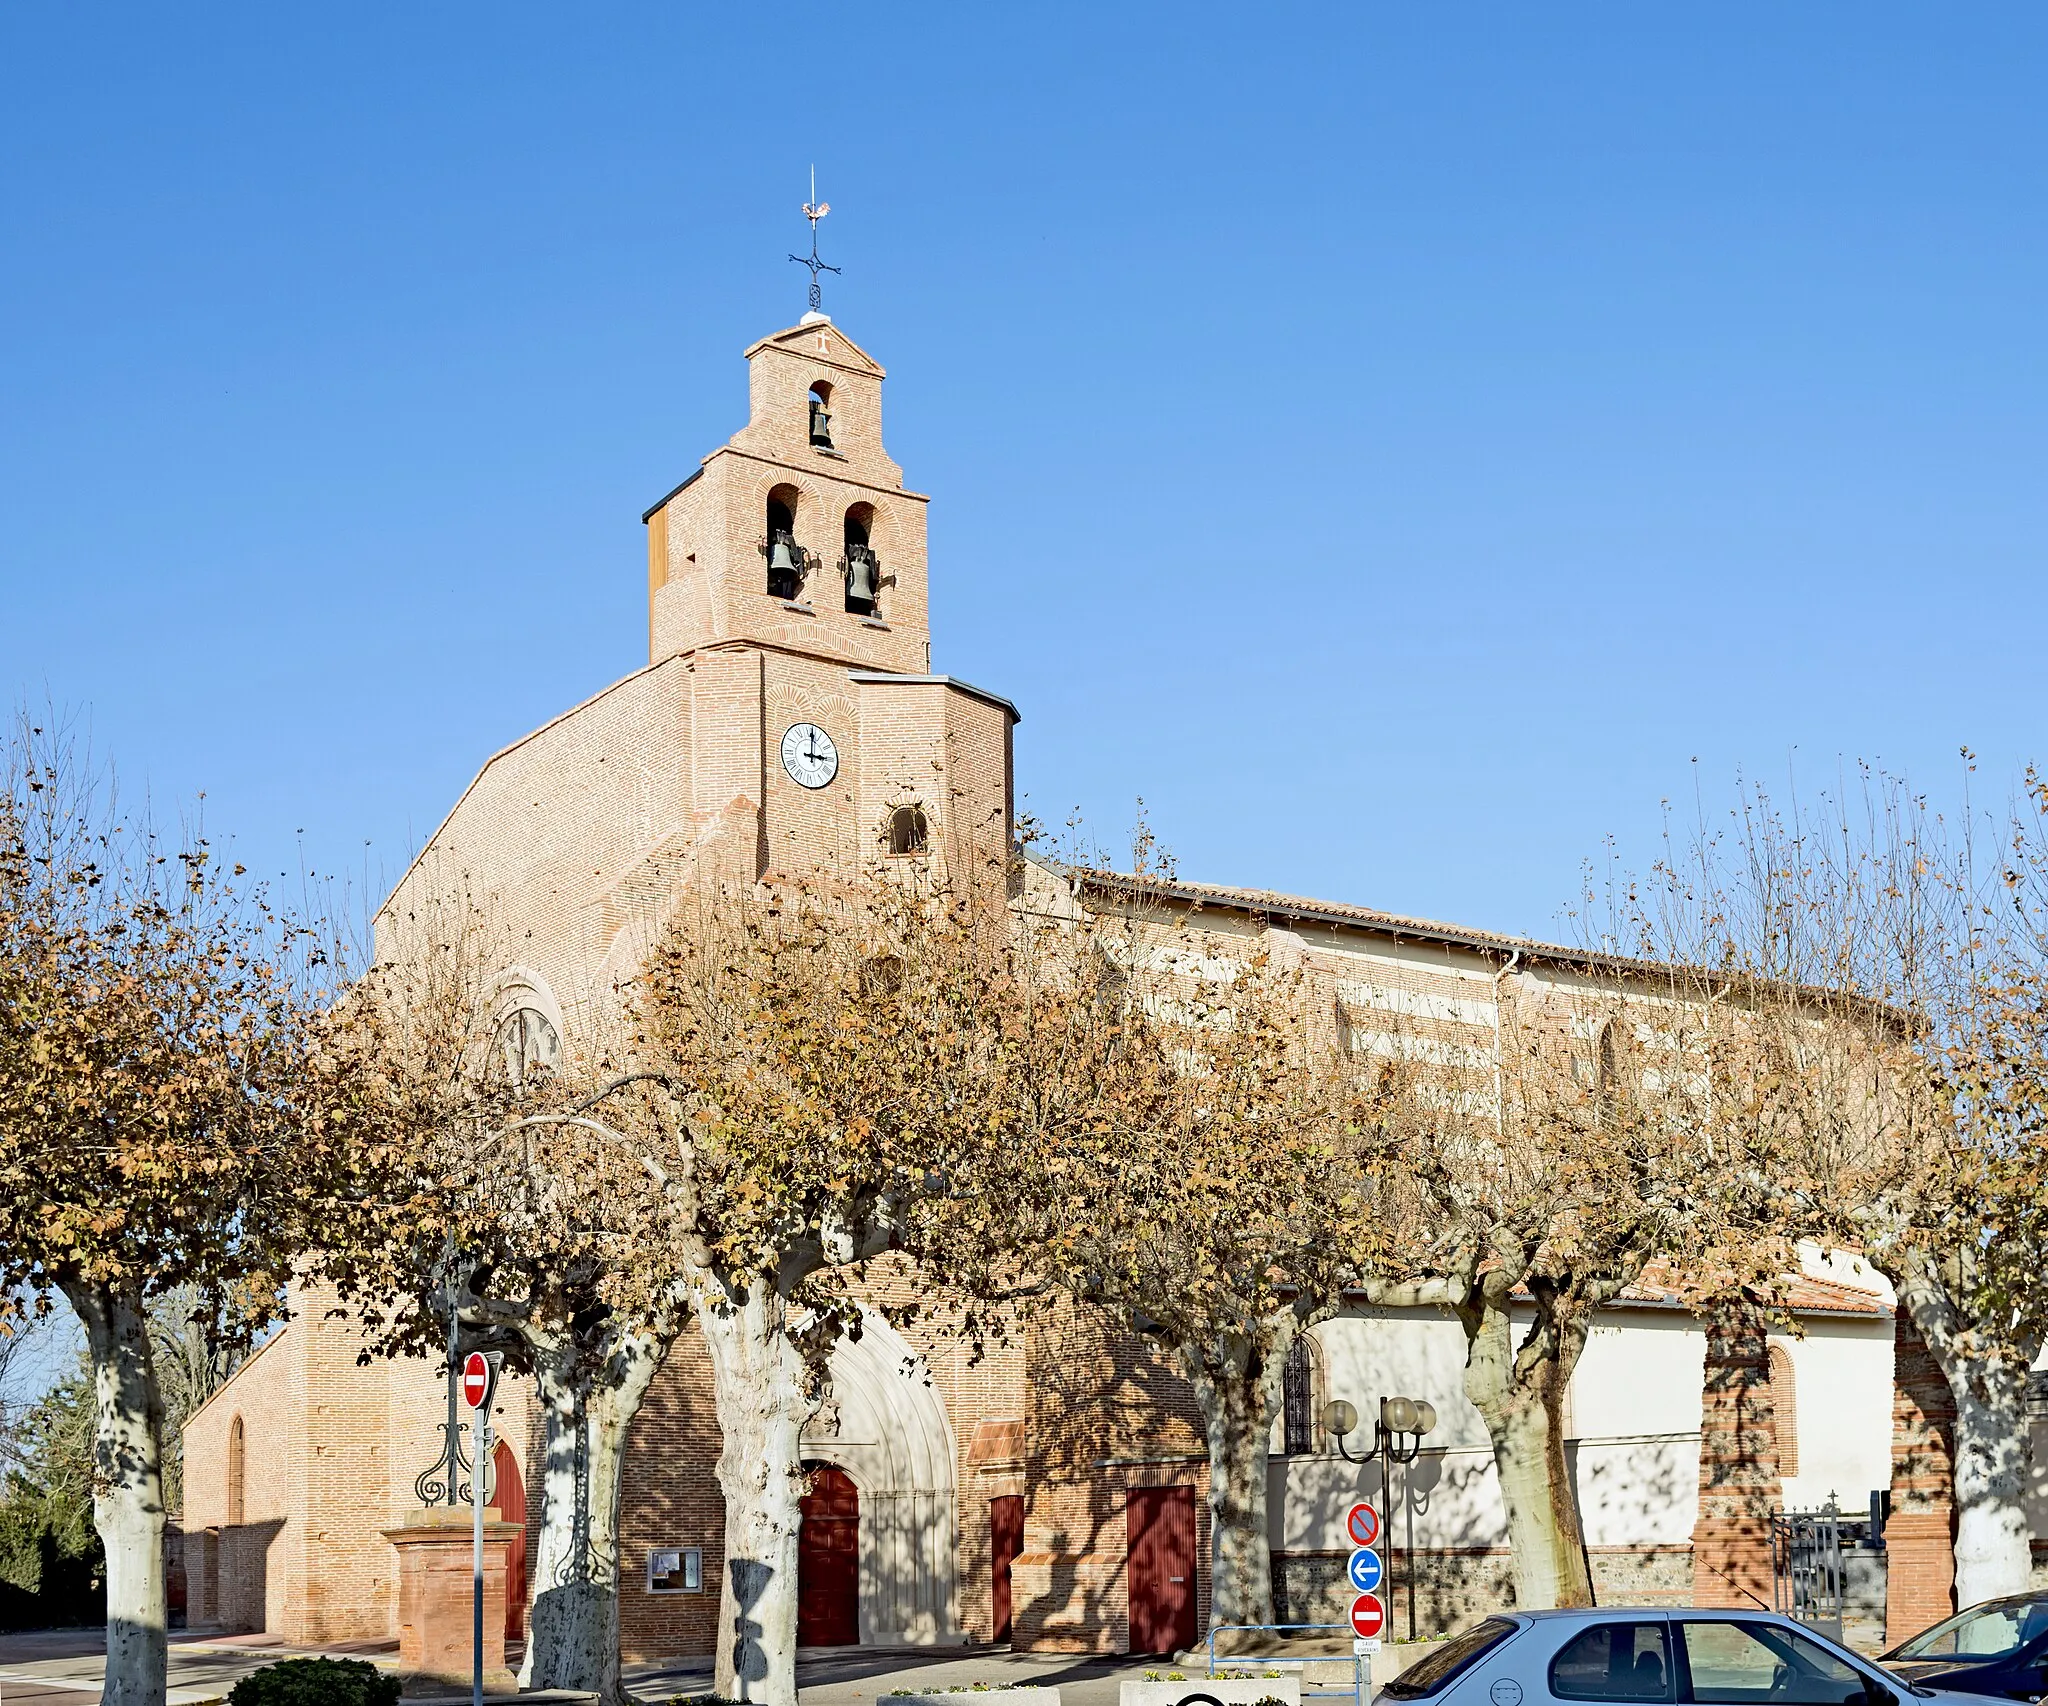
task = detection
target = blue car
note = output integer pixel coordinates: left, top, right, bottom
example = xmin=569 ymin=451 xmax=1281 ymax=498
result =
xmin=1879 ymin=1596 xmax=2048 ymax=1699
xmin=1373 ymin=1608 xmax=1991 ymax=1706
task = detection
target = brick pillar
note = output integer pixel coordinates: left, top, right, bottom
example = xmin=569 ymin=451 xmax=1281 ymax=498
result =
xmin=1692 ymin=1299 xmax=1781 ymax=1609
xmin=1883 ymin=1310 xmax=1956 ymax=1646
xmin=383 ymin=1508 xmax=520 ymax=1694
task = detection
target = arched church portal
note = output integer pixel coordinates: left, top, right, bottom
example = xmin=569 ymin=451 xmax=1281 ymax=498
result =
xmin=798 ymin=1309 xmax=962 ymax=1645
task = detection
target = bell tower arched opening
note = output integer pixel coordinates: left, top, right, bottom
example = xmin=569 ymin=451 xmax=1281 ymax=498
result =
xmin=766 ymin=486 xmax=803 ymax=599
xmin=844 ymin=503 xmax=879 ymax=615
xmin=808 ymin=382 xmax=835 ymax=448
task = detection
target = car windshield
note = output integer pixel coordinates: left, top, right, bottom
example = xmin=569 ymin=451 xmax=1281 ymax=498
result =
xmin=1381 ymin=1618 xmax=1518 ymax=1698
xmin=1894 ymin=1601 xmax=2048 ymax=1660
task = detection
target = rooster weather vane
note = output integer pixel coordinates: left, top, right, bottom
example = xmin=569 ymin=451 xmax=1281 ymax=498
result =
xmin=790 ymin=167 xmax=840 ymax=317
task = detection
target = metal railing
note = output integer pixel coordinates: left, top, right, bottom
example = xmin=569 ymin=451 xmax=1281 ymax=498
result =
xmin=1205 ymin=1622 xmax=1367 ymax=1706
xmin=1770 ymin=1497 xmax=1846 ymax=1642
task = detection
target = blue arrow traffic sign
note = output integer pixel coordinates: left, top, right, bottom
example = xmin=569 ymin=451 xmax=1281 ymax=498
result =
xmin=1347 ymin=1547 xmax=1384 ymax=1593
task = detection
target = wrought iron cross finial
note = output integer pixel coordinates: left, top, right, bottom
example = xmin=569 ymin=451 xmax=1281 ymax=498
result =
xmin=789 ymin=166 xmax=841 ymax=316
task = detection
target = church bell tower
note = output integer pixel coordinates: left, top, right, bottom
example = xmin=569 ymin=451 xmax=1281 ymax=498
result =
xmin=643 ymin=318 xmax=931 ymax=676
xmin=632 ymin=301 xmax=1014 ymax=892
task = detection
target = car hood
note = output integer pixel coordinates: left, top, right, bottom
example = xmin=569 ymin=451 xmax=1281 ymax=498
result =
xmin=1881 ymin=1658 xmax=2007 ymax=1688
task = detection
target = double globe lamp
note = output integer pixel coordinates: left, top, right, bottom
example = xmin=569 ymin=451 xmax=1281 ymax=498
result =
xmin=1320 ymin=1393 xmax=1438 ymax=1641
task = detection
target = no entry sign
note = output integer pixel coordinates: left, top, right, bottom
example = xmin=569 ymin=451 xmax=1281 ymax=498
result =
xmin=461 ymin=1351 xmax=495 ymax=1411
xmin=1346 ymin=1503 xmax=1382 ymax=1549
xmin=1350 ymin=1593 xmax=1387 ymax=1641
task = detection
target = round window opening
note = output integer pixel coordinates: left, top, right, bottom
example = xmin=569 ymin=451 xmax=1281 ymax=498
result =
xmin=495 ymin=1006 xmax=562 ymax=1088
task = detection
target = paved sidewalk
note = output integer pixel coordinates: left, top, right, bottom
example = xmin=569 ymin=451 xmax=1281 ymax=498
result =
xmin=0 ymin=1632 xmax=1174 ymax=1706
xmin=632 ymin=1649 xmax=1170 ymax=1706
xmin=0 ymin=1628 xmax=321 ymax=1706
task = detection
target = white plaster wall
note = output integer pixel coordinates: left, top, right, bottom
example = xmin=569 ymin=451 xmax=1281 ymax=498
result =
xmin=1774 ymin=1319 xmax=1894 ymax=1514
xmin=1799 ymin=1244 xmax=1896 ymax=1306
xmin=1274 ymin=1309 xmax=1507 ymax=1553
xmin=1574 ymin=1312 xmax=1706 ymax=1437
xmin=2028 ymin=1418 xmax=2048 ymax=1541
xmin=1273 ymin=1300 xmax=1900 ymax=1557
xmin=1570 ymin=1312 xmax=1705 ymax=1547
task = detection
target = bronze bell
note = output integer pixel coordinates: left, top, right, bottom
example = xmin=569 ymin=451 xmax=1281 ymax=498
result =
xmin=845 ymin=544 xmax=878 ymax=607
xmin=768 ymin=530 xmax=803 ymax=596
xmin=809 ymin=403 xmax=833 ymax=447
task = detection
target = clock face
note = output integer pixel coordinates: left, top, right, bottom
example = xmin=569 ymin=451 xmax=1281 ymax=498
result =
xmin=780 ymin=722 xmax=839 ymax=790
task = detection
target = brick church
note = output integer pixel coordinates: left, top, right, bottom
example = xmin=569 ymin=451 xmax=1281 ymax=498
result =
xmin=177 ymin=310 xmax=2007 ymax=1662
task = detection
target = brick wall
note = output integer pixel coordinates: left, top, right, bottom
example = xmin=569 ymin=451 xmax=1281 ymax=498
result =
xmin=183 ymin=1324 xmax=296 ymax=1632
xmin=1013 ymin=1299 xmax=1212 ymax=1653
xmin=1692 ymin=1299 xmax=1781 ymax=1610
xmin=182 ymin=1292 xmax=532 ymax=1645
xmin=602 ymin=1270 xmax=1032 ymax=1664
xmin=1884 ymin=1311 xmax=1956 ymax=1645
xmin=650 ymin=321 xmax=930 ymax=676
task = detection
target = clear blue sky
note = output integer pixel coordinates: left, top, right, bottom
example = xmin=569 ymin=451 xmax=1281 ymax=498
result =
xmin=2 ymin=5 xmax=2042 ymax=943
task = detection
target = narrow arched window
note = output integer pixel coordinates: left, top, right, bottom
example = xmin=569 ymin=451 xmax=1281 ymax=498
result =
xmin=227 ymin=1414 xmax=246 ymax=1526
xmin=765 ymin=486 xmax=803 ymax=599
xmin=808 ymin=382 xmax=834 ymax=448
xmin=1768 ymin=1343 xmax=1799 ymax=1477
xmin=1282 ymin=1335 xmax=1321 ymax=1455
xmin=887 ymin=804 xmax=929 ymax=856
xmin=494 ymin=1006 xmax=561 ymax=1090
xmin=843 ymin=504 xmax=879 ymax=616
xmin=1593 ymin=1019 xmax=1618 ymax=1131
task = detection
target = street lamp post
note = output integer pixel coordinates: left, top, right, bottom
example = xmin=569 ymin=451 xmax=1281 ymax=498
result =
xmin=1322 ymin=1395 xmax=1438 ymax=1641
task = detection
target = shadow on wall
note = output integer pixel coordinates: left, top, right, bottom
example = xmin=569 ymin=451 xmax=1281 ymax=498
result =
xmin=610 ymin=1330 xmax=727 ymax=1663
xmin=1276 ymin=1438 xmax=1702 ymax=1636
xmin=184 ymin=1520 xmax=284 ymax=1632
xmin=1012 ymin=1307 xmax=1213 ymax=1652
xmin=1571 ymin=1436 xmax=1693 ymax=1551
xmin=725 ymin=1558 xmax=772 ymax=1692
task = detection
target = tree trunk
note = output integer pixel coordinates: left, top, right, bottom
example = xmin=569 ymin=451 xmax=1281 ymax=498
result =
xmin=1897 ymin=1261 xmax=2032 ymax=1603
xmin=1457 ymin=1286 xmax=1593 ymax=1610
xmin=67 ymin=1281 xmax=167 ymax=1706
xmin=696 ymin=1273 xmax=811 ymax=1706
xmin=522 ymin=1329 xmax=666 ymax=1706
xmin=1179 ymin=1327 xmax=1289 ymax=1637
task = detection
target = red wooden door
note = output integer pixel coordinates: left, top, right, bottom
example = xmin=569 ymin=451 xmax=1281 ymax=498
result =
xmin=990 ymin=1495 xmax=1025 ymax=1643
xmin=798 ymin=1464 xmax=860 ymax=1647
xmin=1126 ymin=1485 xmax=1196 ymax=1654
xmin=492 ymin=1440 xmax=527 ymax=1641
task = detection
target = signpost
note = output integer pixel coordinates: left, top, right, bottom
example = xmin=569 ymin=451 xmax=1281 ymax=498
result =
xmin=1350 ymin=1592 xmax=1386 ymax=1642
xmin=1345 ymin=1503 xmax=1386 ymax=1654
xmin=1346 ymin=1546 xmax=1385 ymax=1594
xmin=462 ymin=1351 xmax=496 ymax=1706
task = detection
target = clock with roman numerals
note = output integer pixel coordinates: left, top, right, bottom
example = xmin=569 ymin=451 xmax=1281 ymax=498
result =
xmin=780 ymin=722 xmax=839 ymax=789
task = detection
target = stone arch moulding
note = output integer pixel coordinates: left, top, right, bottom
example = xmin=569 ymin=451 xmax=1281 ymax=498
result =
xmin=480 ymin=966 xmax=566 ymax=1038
xmin=760 ymin=473 xmax=820 ymax=523
xmin=798 ymin=1307 xmax=964 ymax=1646
xmin=479 ymin=966 xmax=568 ymax=1086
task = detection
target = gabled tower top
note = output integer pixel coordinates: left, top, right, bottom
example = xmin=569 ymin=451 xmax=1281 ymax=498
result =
xmin=641 ymin=312 xmax=931 ymax=675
